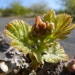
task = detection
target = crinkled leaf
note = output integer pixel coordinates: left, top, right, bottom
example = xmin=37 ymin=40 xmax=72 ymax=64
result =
xmin=42 ymin=10 xmax=56 ymax=23
xmin=55 ymin=14 xmax=72 ymax=31
xmin=10 ymin=40 xmax=30 ymax=54
xmin=4 ymin=30 xmax=17 ymax=40
xmin=42 ymin=42 xmax=69 ymax=63
xmin=5 ymin=20 xmax=30 ymax=40
xmin=4 ymin=20 xmax=32 ymax=54
xmin=41 ymin=11 xmax=75 ymax=41
xmin=48 ymin=14 xmax=75 ymax=40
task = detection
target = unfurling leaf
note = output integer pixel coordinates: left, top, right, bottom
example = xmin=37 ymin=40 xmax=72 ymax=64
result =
xmin=42 ymin=42 xmax=69 ymax=63
xmin=4 ymin=20 xmax=33 ymax=54
xmin=53 ymin=14 xmax=75 ymax=40
xmin=10 ymin=40 xmax=30 ymax=54
xmin=42 ymin=10 xmax=75 ymax=40
xmin=42 ymin=10 xmax=56 ymax=23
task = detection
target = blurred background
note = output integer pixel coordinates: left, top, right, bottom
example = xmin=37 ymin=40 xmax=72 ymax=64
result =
xmin=0 ymin=0 xmax=75 ymax=18
xmin=0 ymin=0 xmax=75 ymax=58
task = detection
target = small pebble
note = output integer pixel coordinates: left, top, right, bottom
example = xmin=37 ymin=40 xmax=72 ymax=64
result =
xmin=0 ymin=62 xmax=8 ymax=72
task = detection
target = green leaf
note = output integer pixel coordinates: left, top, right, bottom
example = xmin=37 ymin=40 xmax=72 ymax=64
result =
xmin=42 ymin=42 xmax=69 ymax=63
xmin=10 ymin=40 xmax=30 ymax=54
xmin=5 ymin=20 xmax=31 ymax=40
xmin=41 ymin=11 xmax=75 ymax=41
xmin=55 ymin=14 xmax=72 ymax=31
xmin=4 ymin=30 xmax=18 ymax=40
xmin=4 ymin=20 xmax=32 ymax=54
xmin=42 ymin=10 xmax=56 ymax=23
xmin=50 ymin=14 xmax=75 ymax=40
